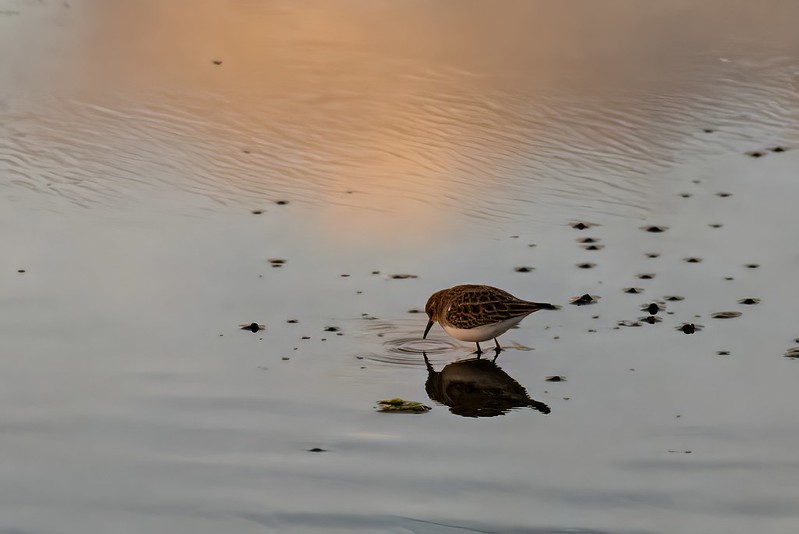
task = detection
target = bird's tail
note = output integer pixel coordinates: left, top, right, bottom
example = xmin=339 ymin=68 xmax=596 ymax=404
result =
xmin=533 ymin=302 xmax=561 ymax=311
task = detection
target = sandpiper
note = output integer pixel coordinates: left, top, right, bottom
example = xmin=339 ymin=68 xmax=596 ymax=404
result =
xmin=423 ymin=284 xmax=557 ymax=353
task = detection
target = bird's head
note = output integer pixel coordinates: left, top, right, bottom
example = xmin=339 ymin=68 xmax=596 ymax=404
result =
xmin=423 ymin=289 xmax=447 ymax=339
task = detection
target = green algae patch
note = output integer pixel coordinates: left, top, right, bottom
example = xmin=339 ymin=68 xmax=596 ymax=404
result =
xmin=377 ymin=398 xmax=431 ymax=414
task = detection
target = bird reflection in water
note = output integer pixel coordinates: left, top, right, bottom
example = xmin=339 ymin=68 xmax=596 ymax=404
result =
xmin=423 ymin=353 xmax=550 ymax=417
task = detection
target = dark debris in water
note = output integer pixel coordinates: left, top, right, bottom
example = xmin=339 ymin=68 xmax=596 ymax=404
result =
xmin=268 ymin=258 xmax=286 ymax=267
xmin=571 ymin=221 xmax=597 ymax=230
xmin=684 ymin=257 xmax=703 ymax=263
xmin=275 ymin=200 xmax=289 ymax=205
xmin=576 ymin=263 xmax=596 ymax=269
xmin=646 ymin=303 xmax=660 ymax=315
xmin=240 ymin=323 xmax=264 ymax=333
xmin=709 ymin=224 xmax=723 ymax=228
xmin=716 ymin=192 xmax=732 ymax=198
xmin=745 ymin=264 xmax=760 ymax=269
xmin=407 ymin=308 xmax=422 ymax=314
xmin=746 ymin=150 xmax=766 ymax=158
xmin=678 ymin=323 xmax=702 ymax=334
xmin=546 ymin=376 xmax=566 ymax=382
xmin=623 ymin=287 xmax=643 ymax=294
xmin=17 ymin=269 xmax=25 ymax=273
xmin=515 ymin=266 xmax=535 ymax=273
xmin=583 ymin=244 xmax=604 ymax=251
xmin=711 ymin=311 xmax=742 ymax=319
xmin=642 ymin=225 xmax=668 ymax=233
xmin=376 ymin=398 xmax=431 ymax=413
xmin=287 ymin=319 xmax=298 ymax=323
xmin=646 ymin=253 xmax=660 ymax=258
xmin=577 ymin=237 xmax=599 ymax=243
xmin=570 ymin=294 xmax=598 ymax=306
xmin=717 ymin=351 xmax=730 ymax=356
xmin=390 ymin=274 xmax=418 ymax=279
xmin=251 ymin=210 xmax=263 ymax=215
xmin=212 ymin=59 xmax=223 ymax=65
xmin=664 ymin=295 xmax=685 ymax=301
xmin=738 ymin=298 xmax=760 ymax=305
xmin=307 ymin=447 xmax=327 ymax=453
xmin=637 ymin=273 xmax=655 ymax=280
xmin=324 ymin=326 xmax=341 ymax=332
xmin=641 ymin=315 xmax=662 ymax=324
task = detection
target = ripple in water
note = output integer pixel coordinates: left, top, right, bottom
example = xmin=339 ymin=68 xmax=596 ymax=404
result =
xmin=360 ymin=336 xmax=463 ymax=367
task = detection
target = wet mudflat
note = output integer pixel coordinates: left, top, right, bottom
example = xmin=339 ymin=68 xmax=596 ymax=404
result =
xmin=2 ymin=1 xmax=799 ymax=533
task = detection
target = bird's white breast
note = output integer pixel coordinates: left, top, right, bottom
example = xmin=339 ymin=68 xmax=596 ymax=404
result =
xmin=441 ymin=316 xmax=525 ymax=342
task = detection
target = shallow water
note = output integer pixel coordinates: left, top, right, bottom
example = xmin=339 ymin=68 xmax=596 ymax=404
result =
xmin=2 ymin=1 xmax=799 ymax=532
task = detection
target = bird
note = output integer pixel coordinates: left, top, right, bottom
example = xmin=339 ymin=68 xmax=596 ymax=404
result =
xmin=423 ymin=284 xmax=558 ymax=354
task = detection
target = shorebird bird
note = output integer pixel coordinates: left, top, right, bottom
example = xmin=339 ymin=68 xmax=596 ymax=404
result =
xmin=423 ymin=284 xmax=557 ymax=354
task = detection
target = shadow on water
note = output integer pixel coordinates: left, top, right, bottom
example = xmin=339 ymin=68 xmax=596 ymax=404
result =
xmin=423 ymin=353 xmax=550 ymax=418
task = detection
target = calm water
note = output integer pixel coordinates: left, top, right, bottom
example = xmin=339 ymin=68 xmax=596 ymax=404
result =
xmin=2 ymin=1 xmax=799 ymax=532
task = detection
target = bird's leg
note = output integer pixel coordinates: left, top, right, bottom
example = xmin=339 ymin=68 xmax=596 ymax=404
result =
xmin=493 ymin=337 xmax=503 ymax=352
xmin=475 ymin=341 xmax=482 ymax=357
xmin=492 ymin=348 xmax=501 ymax=363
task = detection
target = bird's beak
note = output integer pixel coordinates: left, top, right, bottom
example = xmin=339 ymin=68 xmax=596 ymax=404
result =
xmin=423 ymin=320 xmax=434 ymax=339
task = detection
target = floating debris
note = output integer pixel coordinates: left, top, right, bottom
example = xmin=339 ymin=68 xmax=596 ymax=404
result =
xmin=576 ymin=263 xmax=596 ymax=269
xmin=716 ymin=192 xmax=732 ymax=198
xmin=570 ymin=294 xmax=598 ymax=306
xmin=642 ymin=225 xmax=668 ymax=233
xmin=769 ymin=146 xmax=787 ymax=153
xmin=371 ymin=270 xmax=381 ymax=275
xmin=515 ymin=266 xmax=535 ymax=273
xmin=745 ymin=264 xmax=760 ymax=269
xmin=738 ymin=298 xmax=760 ymax=305
xmin=275 ymin=200 xmax=289 ymax=205
xmin=646 ymin=253 xmax=661 ymax=258
xmin=717 ymin=351 xmax=730 ymax=356
xmin=745 ymin=150 xmax=766 ymax=158
xmin=307 ymin=448 xmax=327 ymax=453
xmin=287 ymin=319 xmax=298 ymax=323
xmin=17 ymin=269 xmax=25 ymax=273
xmin=703 ymin=128 xmax=715 ymax=133
xmin=711 ymin=311 xmax=742 ymax=319
xmin=251 ymin=210 xmax=263 ymax=215
xmin=664 ymin=295 xmax=685 ymax=301
xmin=584 ymin=244 xmax=604 ymax=251
xmin=577 ymin=237 xmax=599 ymax=243
xmin=623 ymin=287 xmax=643 ymax=294
xmin=684 ymin=257 xmax=703 ymax=263
xmin=679 ymin=193 xmax=692 ymax=198
xmin=678 ymin=323 xmax=701 ymax=334
xmin=240 ymin=323 xmax=265 ymax=333
xmin=324 ymin=326 xmax=341 ymax=332
xmin=572 ymin=221 xmax=596 ymax=230
xmin=638 ymin=273 xmax=655 ymax=280
xmin=546 ymin=376 xmax=566 ymax=382
xmin=376 ymin=398 xmax=431 ymax=413
xmin=390 ymin=274 xmax=418 ymax=279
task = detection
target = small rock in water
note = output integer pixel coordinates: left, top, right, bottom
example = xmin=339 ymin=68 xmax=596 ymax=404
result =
xmin=646 ymin=253 xmax=660 ymax=258
xmin=647 ymin=303 xmax=660 ymax=315
xmin=212 ymin=59 xmax=223 ymax=65
xmin=679 ymin=323 xmax=697 ymax=334
xmin=684 ymin=257 xmax=703 ymax=263
xmin=308 ymin=447 xmax=327 ymax=452
xmin=717 ymin=351 xmax=730 ymax=356
xmin=642 ymin=225 xmax=668 ymax=233
xmin=17 ymin=269 xmax=25 ymax=273
xmin=572 ymin=221 xmax=595 ymax=230
xmin=287 ymin=319 xmax=298 ymax=323
xmin=638 ymin=273 xmax=655 ymax=280
xmin=371 ymin=270 xmax=381 ymax=275
xmin=623 ymin=287 xmax=643 ymax=294
xmin=390 ymin=273 xmax=418 ymax=279
xmin=577 ymin=237 xmax=599 ymax=243
xmin=642 ymin=315 xmax=661 ymax=324
xmin=709 ymin=224 xmax=723 ymax=228
xmin=251 ymin=209 xmax=263 ymax=215
xmin=716 ymin=192 xmax=732 ymax=198
xmin=664 ymin=295 xmax=685 ymax=301
xmin=711 ymin=311 xmax=742 ymax=319
xmin=703 ymin=128 xmax=715 ymax=133
xmin=324 ymin=326 xmax=341 ymax=332
xmin=275 ymin=200 xmax=289 ymax=205
xmin=583 ymin=244 xmax=604 ymax=251
xmin=240 ymin=323 xmax=264 ymax=333
xmin=680 ymin=193 xmax=692 ymax=198
xmin=738 ymin=298 xmax=760 ymax=305
xmin=769 ymin=146 xmax=787 ymax=153
xmin=745 ymin=264 xmax=760 ymax=269
xmin=407 ymin=308 xmax=422 ymax=314
xmin=745 ymin=150 xmax=766 ymax=158
xmin=546 ymin=376 xmax=566 ymax=382
xmin=570 ymin=294 xmax=598 ymax=306
xmin=376 ymin=398 xmax=431 ymax=414
xmin=268 ymin=258 xmax=286 ymax=267
xmin=576 ymin=263 xmax=596 ymax=269
xmin=515 ymin=266 xmax=535 ymax=273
